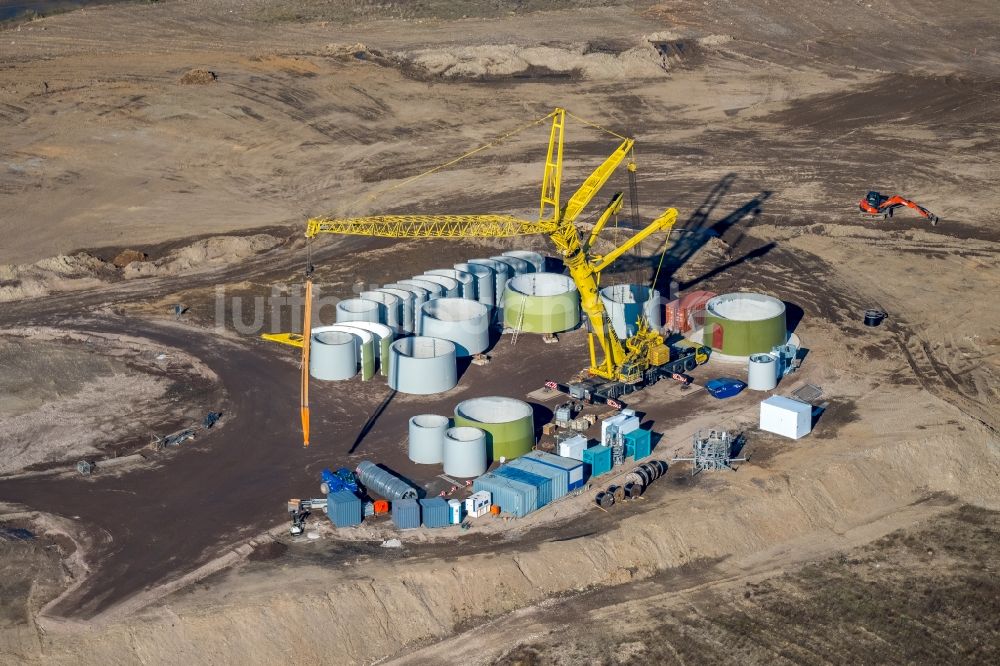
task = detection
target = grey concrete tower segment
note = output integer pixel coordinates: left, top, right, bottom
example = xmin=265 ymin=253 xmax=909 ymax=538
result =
xmin=360 ymin=290 xmax=402 ymax=334
xmin=312 ymin=324 xmax=376 ymax=380
xmin=443 ymin=426 xmax=488 ymax=478
xmin=425 ymin=268 xmax=475 ymax=300
xmin=408 ymin=414 xmax=450 ymax=464
xmin=388 ymin=336 xmax=458 ymax=395
xmin=417 ymin=274 xmax=460 ymax=298
xmin=384 ymin=282 xmax=429 ymax=312
xmin=454 ymin=262 xmax=495 ymax=307
xmin=399 ymin=278 xmax=445 ymax=300
xmin=468 ymin=258 xmax=511 ymax=304
xmin=419 ymin=298 xmax=490 ymax=357
xmin=600 ymin=284 xmax=662 ymax=339
xmin=333 ymin=321 xmax=393 ymax=376
xmin=309 ymin=331 xmax=357 ymax=381
xmin=376 ymin=287 xmax=416 ymax=334
xmin=503 ymin=250 xmax=545 ymax=273
xmin=491 ymin=255 xmax=530 ymax=278
xmin=336 ymin=298 xmax=380 ymax=324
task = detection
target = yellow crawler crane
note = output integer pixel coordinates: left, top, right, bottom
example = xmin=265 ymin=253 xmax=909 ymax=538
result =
xmin=306 ymin=108 xmax=707 ymax=400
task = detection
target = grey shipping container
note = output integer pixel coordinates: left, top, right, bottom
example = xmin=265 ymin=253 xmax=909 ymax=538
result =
xmin=495 ymin=466 xmax=551 ymax=508
xmin=522 ymin=450 xmax=586 ymax=491
xmin=473 ymin=473 xmax=537 ymax=518
xmin=419 ymin=498 xmax=450 ymax=528
xmin=392 ymin=498 xmax=421 ymax=529
xmin=508 ymin=457 xmax=568 ymax=501
xmin=327 ymin=490 xmax=363 ymax=528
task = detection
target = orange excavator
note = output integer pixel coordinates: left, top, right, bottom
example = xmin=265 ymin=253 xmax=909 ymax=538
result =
xmin=859 ymin=191 xmax=939 ymax=225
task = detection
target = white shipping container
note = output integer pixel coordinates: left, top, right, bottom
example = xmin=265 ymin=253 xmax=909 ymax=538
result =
xmin=760 ymin=396 xmax=812 ymax=439
xmin=558 ymin=434 xmax=588 ymax=461
xmin=601 ymin=414 xmax=640 ymax=446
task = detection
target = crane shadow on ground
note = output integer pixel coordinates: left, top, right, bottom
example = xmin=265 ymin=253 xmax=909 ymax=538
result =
xmin=608 ymin=174 xmax=775 ymax=294
xmin=651 ymin=175 xmax=774 ymax=293
xmin=349 ymin=389 xmax=397 ymax=454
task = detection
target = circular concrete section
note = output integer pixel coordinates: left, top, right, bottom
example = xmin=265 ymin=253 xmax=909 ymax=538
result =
xmin=377 ymin=287 xmax=416 ymax=334
xmin=418 ymin=274 xmax=460 ymax=298
xmin=748 ymin=353 xmax=779 ymax=390
xmin=443 ymin=426 xmax=488 ymax=478
xmin=419 ymin=298 xmax=489 ymax=357
xmin=385 ymin=282 xmax=429 ymax=311
xmin=399 ymin=278 xmax=445 ymax=300
xmin=503 ymin=272 xmax=580 ymax=333
xmin=468 ymin=258 xmax=511 ymax=304
xmin=360 ymin=290 xmax=402 ymax=334
xmin=503 ymin=250 xmax=545 ymax=273
xmin=309 ymin=331 xmax=357 ymax=381
xmin=388 ymin=336 xmax=457 ymax=395
xmin=336 ymin=298 xmax=380 ymax=324
xmin=454 ymin=262 xmax=495 ymax=307
xmin=408 ymin=414 xmax=450 ymax=464
xmin=704 ymin=292 xmax=787 ymax=357
xmin=313 ymin=324 xmax=376 ymax=380
xmin=600 ymin=284 xmax=662 ymax=339
xmin=490 ymin=255 xmax=530 ymax=278
xmin=454 ymin=396 xmax=534 ymax=461
xmin=333 ymin=321 xmax=393 ymax=376
xmin=426 ymin=268 xmax=475 ymax=300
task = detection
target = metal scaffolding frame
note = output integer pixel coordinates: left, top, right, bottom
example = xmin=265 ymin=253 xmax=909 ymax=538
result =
xmin=672 ymin=429 xmax=747 ymax=475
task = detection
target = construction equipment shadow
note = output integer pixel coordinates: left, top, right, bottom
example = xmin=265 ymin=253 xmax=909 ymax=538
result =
xmin=349 ymin=389 xmax=397 ymax=454
xmin=614 ymin=173 xmax=775 ymax=291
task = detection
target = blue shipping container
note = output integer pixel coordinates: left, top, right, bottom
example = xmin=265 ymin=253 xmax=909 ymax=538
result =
xmin=392 ymin=498 xmax=421 ymax=529
xmin=583 ymin=445 xmax=612 ymax=478
xmin=522 ymin=451 xmax=586 ymax=490
xmin=625 ymin=428 xmax=652 ymax=461
xmin=495 ymin=466 xmax=551 ymax=509
xmin=327 ymin=490 xmax=363 ymax=528
xmin=419 ymin=498 xmax=450 ymax=528
xmin=508 ymin=457 xmax=568 ymax=501
xmin=473 ymin=474 xmax=536 ymax=518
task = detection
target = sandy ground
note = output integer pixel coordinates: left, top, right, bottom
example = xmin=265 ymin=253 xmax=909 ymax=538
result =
xmin=0 ymin=0 xmax=998 ymax=663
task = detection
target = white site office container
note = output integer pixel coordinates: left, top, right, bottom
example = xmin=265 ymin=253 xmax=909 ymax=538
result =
xmin=464 ymin=491 xmax=492 ymax=518
xmin=759 ymin=396 xmax=812 ymax=439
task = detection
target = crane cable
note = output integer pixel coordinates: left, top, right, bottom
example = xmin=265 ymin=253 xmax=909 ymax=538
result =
xmin=339 ymin=111 xmax=557 ymax=216
xmin=338 ymin=109 xmax=631 ymax=216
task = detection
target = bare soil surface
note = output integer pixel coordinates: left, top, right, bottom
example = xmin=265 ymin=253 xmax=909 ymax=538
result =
xmin=0 ymin=0 xmax=998 ymax=663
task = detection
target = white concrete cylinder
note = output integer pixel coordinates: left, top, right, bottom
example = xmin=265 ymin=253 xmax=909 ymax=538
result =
xmin=418 ymin=274 xmax=460 ymax=298
xmin=399 ymin=278 xmax=445 ymax=300
xmin=491 ymin=255 xmax=530 ymax=278
xmin=426 ymin=268 xmax=475 ymax=300
xmin=335 ymin=321 xmax=393 ymax=376
xmin=468 ymin=258 xmax=511 ymax=305
xmin=419 ymin=298 xmax=490 ymax=357
xmin=600 ymin=284 xmax=662 ymax=339
xmin=747 ymin=353 xmax=779 ymax=391
xmin=455 ymin=262 xmax=496 ymax=307
xmin=336 ymin=298 xmax=380 ymax=324
xmin=443 ymin=426 xmax=488 ymax=478
xmin=360 ymin=290 xmax=402 ymax=334
xmin=310 ymin=331 xmax=357 ymax=381
xmin=503 ymin=250 xmax=545 ymax=273
xmin=408 ymin=414 xmax=450 ymax=465
xmin=388 ymin=337 xmax=458 ymax=395
xmin=377 ymin=287 xmax=416 ymax=334
xmin=385 ymin=282 xmax=429 ymax=312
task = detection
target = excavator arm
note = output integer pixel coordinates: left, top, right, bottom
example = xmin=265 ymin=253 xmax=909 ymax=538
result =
xmin=859 ymin=191 xmax=939 ymax=225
